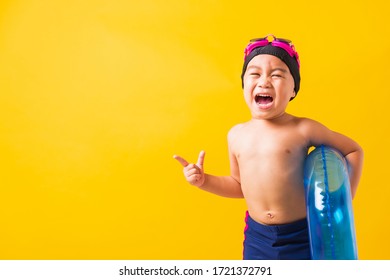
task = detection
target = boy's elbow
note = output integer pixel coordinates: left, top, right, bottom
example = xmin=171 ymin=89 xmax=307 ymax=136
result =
xmin=347 ymin=146 xmax=364 ymax=166
xmin=345 ymin=143 xmax=364 ymax=159
xmin=355 ymin=145 xmax=364 ymax=162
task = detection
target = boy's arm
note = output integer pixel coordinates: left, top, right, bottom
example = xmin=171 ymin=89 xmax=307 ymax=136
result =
xmin=302 ymin=118 xmax=364 ymax=198
xmin=173 ymin=151 xmax=243 ymax=198
xmin=201 ymin=173 xmax=243 ymax=198
xmin=344 ymin=149 xmax=363 ymax=198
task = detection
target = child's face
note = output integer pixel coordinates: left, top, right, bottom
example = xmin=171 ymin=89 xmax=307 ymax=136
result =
xmin=243 ymin=54 xmax=296 ymax=120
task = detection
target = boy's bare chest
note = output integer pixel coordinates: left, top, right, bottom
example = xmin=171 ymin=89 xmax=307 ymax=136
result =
xmin=233 ymin=128 xmax=307 ymax=162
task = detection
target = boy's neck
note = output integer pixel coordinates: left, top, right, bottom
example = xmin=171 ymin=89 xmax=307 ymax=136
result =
xmin=251 ymin=112 xmax=294 ymax=124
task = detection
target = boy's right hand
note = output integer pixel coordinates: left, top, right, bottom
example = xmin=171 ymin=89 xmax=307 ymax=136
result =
xmin=173 ymin=151 xmax=206 ymax=187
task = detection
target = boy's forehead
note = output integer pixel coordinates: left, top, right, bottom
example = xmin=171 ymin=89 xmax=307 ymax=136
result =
xmin=247 ymin=54 xmax=289 ymax=69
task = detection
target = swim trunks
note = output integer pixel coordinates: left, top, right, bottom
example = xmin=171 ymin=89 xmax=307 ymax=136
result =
xmin=243 ymin=211 xmax=311 ymax=260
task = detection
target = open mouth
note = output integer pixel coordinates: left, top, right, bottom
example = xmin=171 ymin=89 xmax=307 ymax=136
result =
xmin=255 ymin=94 xmax=274 ymax=105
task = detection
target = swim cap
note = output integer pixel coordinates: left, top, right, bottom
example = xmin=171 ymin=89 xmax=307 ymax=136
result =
xmin=241 ymin=44 xmax=301 ymax=99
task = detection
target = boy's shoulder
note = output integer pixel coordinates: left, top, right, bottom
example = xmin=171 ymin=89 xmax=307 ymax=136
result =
xmin=228 ymin=121 xmax=249 ymax=135
xmin=294 ymin=116 xmax=325 ymax=130
xmin=227 ymin=122 xmax=249 ymax=143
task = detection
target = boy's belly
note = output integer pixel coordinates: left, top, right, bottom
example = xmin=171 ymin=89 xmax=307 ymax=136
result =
xmin=244 ymin=190 xmax=307 ymax=225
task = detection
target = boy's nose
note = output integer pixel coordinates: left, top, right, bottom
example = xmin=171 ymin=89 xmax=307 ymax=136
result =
xmin=258 ymin=75 xmax=271 ymax=88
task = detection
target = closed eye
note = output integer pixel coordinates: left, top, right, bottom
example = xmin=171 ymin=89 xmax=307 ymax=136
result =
xmin=271 ymin=68 xmax=288 ymax=77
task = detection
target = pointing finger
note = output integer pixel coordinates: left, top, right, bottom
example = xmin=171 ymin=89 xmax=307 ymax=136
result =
xmin=173 ymin=155 xmax=189 ymax=167
xmin=197 ymin=150 xmax=205 ymax=169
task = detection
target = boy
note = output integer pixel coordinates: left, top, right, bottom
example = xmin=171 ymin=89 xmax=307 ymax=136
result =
xmin=173 ymin=35 xmax=364 ymax=260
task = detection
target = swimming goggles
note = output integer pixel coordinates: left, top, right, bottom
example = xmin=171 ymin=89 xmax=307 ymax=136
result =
xmin=244 ymin=35 xmax=300 ymax=68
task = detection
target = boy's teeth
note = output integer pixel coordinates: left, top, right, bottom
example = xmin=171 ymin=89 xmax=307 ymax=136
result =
xmin=255 ymin=94 xmax=273 ymax=104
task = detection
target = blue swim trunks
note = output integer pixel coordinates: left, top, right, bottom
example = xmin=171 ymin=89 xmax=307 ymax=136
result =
xmin=243 ymin=211 xmax=311 ymax=260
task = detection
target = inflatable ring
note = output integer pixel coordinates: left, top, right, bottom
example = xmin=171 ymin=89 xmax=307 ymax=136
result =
xmin=304 ymin=145 xmax=358 ymax=259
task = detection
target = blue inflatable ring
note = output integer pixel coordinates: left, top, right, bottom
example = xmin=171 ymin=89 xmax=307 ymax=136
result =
xmin=304 ymin=145 xmax=358 ymax=259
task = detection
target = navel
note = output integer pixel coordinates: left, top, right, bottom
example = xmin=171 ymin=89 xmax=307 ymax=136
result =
xmin=266 ymin=212 xmax=274 ymax=219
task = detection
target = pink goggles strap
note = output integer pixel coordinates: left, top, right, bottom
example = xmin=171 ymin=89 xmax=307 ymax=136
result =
xmin=244 ymin=37 xmax=300 ymax=68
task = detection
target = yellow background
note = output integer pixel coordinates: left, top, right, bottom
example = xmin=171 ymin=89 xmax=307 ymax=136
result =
xmin=0 ymin=0 xmax=388 ymax=259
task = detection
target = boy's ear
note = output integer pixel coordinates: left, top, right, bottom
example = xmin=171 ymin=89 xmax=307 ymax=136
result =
xmin=289 ymin=90 xmax=296 ymax=101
